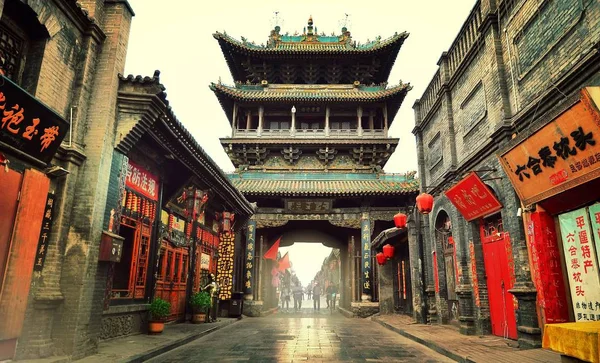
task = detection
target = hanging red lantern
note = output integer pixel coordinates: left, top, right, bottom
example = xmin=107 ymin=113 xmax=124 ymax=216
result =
xmin=416 ymin=193 xmax=434 ymax=215
xmin=383 ymin=244 xmax=395 ymax=259
xmin=376 ymin=252 xmax=387 ymax=266
xmin=394 ymin=212 xmax=407 ymax=229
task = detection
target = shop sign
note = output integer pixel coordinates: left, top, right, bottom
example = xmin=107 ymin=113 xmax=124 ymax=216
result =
xmin=125 ymin=160 xmax=159 ymax=201
xmin=33 ymin=193 xmax=55 ymax=271
xmin=217 ymin=231 xmax=235 ymax=300
xmin=499 ymin=87 xmax=600 ymax=205
xmin=285 ymin=199 xmax=332 ymax=213
xmin=200 ymin=253 xmax=211 ymax=270
xmin=558 ymin=207 xmax=600 ymax=322
xmin=0 ymin=75 xmax=68 ymax=164
xmin=361 ymin=218 xmax=372 ymax=297
xmin=445 ymin=172 xmax=502 ymax=221
xmin=469 ymin=241 xmax=481 ymax=307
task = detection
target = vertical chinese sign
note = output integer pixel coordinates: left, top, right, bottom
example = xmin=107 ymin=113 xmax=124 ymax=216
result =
xmin=244 ymin=220 xmax=256 ymax=297
xmin=469 ymin=241 xmax=481 ymax=307
xmin=528 ymin=212 xmax=569 ymax=323
xmin=217 ymin=230 xmax=235 ymax=300
xmin=33 ymin=193 xmax=55 ymax=271
xmin=361 ymin=217 xmax=372 ymax=298
xmin=559 ymin=208 xmax=600 ymax=322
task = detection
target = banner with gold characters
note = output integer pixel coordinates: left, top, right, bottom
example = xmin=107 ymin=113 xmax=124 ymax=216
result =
xmin=217 ymin=230 xmax=235 ymax=300
xmin=244 ymin=220 xmax=256 ymax=296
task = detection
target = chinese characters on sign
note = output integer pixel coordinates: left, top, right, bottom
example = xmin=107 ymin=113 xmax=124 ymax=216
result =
xmin=527 ymin=212 xmax=569 ymax=323
xmin=469 ymin=241 xmax=481 ymax=307
xmin=34 ymin=193 xmax=55 ymax=271
xmin=200 ymin=253 xmax=211 ymax=270
xmin=558 ymin=208 xmax=600 ymax=322
xmin=499 ymin=88 xmax=600 ymax=205
xmin=0 ymin=76 xmax=68 ymax=164
xmin=445 ymin=172 xmax=502 ymax=221
xmin=217 ymin=231 xmax=235 ymax=300
xmin=285 ymin=199 xmax=332 ymax=213
xmin=244 ymin=220 xmax=256 ymax=295
xmin=361 ymin=218 xmax=372 ymax=297
xmin=125 ymin=160 xmax=159 ymax=201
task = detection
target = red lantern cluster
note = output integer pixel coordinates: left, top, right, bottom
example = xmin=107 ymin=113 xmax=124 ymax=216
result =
xmin=377 ymin=244 xmax=396 ymax=266
xmin=393 ymin=212 xmax=407 ymax=229
xmin=376 ymin=252 xmax=386 ymax=266
xmin=416 ymin=193 xmax=434 ymax=215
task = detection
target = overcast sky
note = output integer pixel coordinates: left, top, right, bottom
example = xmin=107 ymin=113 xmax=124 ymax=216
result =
xmin=124 ymin=0 xmax=476 ymax=286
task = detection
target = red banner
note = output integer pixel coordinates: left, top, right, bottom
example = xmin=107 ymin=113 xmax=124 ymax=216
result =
xmin=445 ymin=172 xmax=502 ymax=221
xmin=125 ymin=160 xmax=159 ymax=201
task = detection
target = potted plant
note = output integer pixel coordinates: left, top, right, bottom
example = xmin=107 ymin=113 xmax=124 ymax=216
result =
xmin=148 ymin=297 xmax=171 ymax=334
xmin=190 ymin=291 xmax=211 ymax=324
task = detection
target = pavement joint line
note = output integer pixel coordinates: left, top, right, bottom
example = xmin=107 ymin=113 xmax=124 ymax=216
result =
xmin=372 ymin=317 xmax=467 ymax=363
xmin=123 ymin=319 xmax=239 ymax=363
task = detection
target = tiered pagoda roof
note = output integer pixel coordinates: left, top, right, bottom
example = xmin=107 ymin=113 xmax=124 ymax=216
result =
xmin=214 ymin=16 xmax=409 ymax=84
xmin=211 ymin=82 xmax=411 ymax=126
xmin=228 ymin=172 xmax=419 ymax=197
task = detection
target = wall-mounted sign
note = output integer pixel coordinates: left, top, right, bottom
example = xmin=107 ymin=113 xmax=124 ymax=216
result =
xmin=445 ymin=172 xmax=503 ymax=221
xmin=361 ymin=218 xmax=372 ymax=297
xmin=244 ymin=220 xmax=256 ymax=295
xmin=217 ymin=231 xmax=235 ymax=300
xmin=200 ymin=253 xmax=211 ymax=270
xmin=559 ymin=207 xmax=600 ymax=322
xmin=285 ymin=199 xmax=332 ymax=213
xmin=125 ymin=160 xmax=159 ymax=201
xmin=33 ymin=193 xmax=55 ymax=271
xmin=0 ymin=76 xmax=68 ymax=164
xmin=499 ymin=87 xmax=600 ymax=206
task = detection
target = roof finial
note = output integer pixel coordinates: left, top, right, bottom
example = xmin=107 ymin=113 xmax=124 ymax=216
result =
xmin=307 ymin=15 xmax=314 ymax=35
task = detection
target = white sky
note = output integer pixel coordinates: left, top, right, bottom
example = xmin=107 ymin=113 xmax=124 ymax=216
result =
xmin=124 ymin=0 xmax=476 ymax=284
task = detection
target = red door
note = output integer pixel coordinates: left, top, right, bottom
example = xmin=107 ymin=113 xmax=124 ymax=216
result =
xmin=0 ymin=169 xmax=22 ymax=361
xmin=481 ymin=219 xmax=517 ymax=340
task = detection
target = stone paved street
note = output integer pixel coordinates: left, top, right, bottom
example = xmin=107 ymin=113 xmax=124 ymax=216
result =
xmin=146 ymin=310 xmax=453 ymax=362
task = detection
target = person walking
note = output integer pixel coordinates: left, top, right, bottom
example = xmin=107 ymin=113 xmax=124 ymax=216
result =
xmin=306 ymin=284 xmax=312 ymax=300
xmin=312 ymin=282 xmax=321 ymax=311
xmin=325 ymin=284 xmax=333 ymax=309
xmin=281 ymin=285 xmax=291 ymax=312
xmin=293 ymin=283 xmax=303 ymax=312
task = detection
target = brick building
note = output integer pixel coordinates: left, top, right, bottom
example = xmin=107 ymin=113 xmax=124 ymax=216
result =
xmin=0 ymin=0 xmax=253 ymax=361
xmin=412 ymin=0 xmax=600 ymax=349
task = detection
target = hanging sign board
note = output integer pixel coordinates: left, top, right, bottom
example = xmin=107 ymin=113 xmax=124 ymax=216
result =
xmin=558 ymin=207 xmax=600 ymax=322
xmin=499 ymin=87 xmax=600 ymax=206
xmin=444 ymin=172 xmax=502 ymax=221
xmin=0 ymin=75 xmax=69 ymax=164
xmin=125 ymin=160 xmax=159 ymax=201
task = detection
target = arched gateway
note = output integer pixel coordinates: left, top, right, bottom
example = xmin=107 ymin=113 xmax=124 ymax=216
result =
xmin=210 ymin=18 xmax=420 ymax=318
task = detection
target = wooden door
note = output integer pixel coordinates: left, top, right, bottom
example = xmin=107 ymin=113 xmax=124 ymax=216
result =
xmin=155 ymin=242 xmax=189 ymax=321
xmin=0 ymin=169 xmax=22 ymax=361
xmin=393 ymin=242 xmax=412 ymax=314
xmin=481 ymin=224 xmax=517 ymax=340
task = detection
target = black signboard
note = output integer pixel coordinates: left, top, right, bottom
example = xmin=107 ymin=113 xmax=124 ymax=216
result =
xmin=34 ymin=193 xmax=55 ymax=271
xmin=0 ymin=75 xmax=69 ymax=164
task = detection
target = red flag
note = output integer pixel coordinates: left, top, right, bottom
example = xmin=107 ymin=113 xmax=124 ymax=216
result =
xmin=263 ymin=236 xmax=280 ymax=260
xmin=278 ymin=252 xmax=291 ymax=272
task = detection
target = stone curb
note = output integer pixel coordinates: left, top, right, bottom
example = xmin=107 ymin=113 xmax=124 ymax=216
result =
xmin=372 ymin=317 xmax=471 ymax=363
xmin=338 ymin=306 xmax=355 ymax=318
xmin=123 ymin=319 xmax=239 ymax=363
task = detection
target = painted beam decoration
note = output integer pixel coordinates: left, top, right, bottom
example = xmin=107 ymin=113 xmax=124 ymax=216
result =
xmin=361 ymin=216 xmax=372 ymax=298
xmin=444 ymin=172 xmax=502 ymax=221
xmin=499 ymin=87 xmax=600 ymax=206
xmin=245 ymin=220 xmax=256 ymax=295
xmin=558 ymin=207 xmax=600 ymax=322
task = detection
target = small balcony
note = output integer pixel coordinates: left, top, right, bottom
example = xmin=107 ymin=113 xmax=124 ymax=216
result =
xmin=233 ymin=128 xmax=387 ymax=139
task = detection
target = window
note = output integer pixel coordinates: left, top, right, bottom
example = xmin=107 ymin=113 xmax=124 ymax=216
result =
xmin=0 ymin=23 xmax=24 ymax=80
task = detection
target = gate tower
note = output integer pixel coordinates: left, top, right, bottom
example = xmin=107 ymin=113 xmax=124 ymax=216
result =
xmin=210 ymin=17 xmax=420 ymax=317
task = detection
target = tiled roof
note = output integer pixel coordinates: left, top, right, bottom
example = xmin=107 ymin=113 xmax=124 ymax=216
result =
xmin=228 ymin=174 xmax=419 ymax=197
xmin=210 ymin=83 xmax=411 ymax=103
xmin=213 ymin=31 xmax=408 ymax=54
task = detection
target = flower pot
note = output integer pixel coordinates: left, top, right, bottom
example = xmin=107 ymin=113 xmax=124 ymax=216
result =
xmin=148 ymin=320 xmax=165 ymax=334
xmin=192 ymin=313 xmax=207 ymax=324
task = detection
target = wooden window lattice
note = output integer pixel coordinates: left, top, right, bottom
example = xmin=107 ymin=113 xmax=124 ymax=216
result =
xmin=0 ymin=23 xmax=24 ymax=80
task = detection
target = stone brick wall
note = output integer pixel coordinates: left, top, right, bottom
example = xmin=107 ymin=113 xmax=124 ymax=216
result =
xmin=412 ymin=0 xmax=600 ymax=343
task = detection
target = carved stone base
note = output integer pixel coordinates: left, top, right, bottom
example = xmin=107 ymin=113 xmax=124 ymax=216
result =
xmin=425 ymin=286 xmax=437 ymax=324
xmin=242 ymin=300 xmax=263 ymax=317
xmin=100 ymin=304 xmax=149 ymax=340
xmin=456 ymin=284 xmax=476 ymax=335
xmin=350 ymin=301 xmax=379 ymax=318
xmin=510 ymin=283 xmax=542 ymax=349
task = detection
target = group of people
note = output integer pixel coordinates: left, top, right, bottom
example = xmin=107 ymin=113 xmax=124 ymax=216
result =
xmin=279 ymin=282 xmax=338 ymax=312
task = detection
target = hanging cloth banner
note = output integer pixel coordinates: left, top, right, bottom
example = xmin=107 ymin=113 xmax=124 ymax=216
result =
xmin=264 ymin=236 xmax=280 ymax=260
xmin=278 ymin=252 xmax=291 ymax=272
xmin=558 ymin=207 xmax=600 ymax=322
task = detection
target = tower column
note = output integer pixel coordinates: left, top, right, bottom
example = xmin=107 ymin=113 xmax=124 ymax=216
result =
xmin=246 ymin=110 xmax=251 ymax=131
xmin=357 ymin=106 xmax=363 ymax=136
xmin=369 ymin=110 xmax=374 ymax=130
xmin=291 ymin=106 xmax=296 ymax=136
xmin=258 ymin=106 xmax=264 ymax=136
xmin=232 ymin=103 xmax=238 ymax=137
xmin=325 ymin=106 xmax=330 ymax=136
xmin=383 ymin=104 xmax=389 ymax=137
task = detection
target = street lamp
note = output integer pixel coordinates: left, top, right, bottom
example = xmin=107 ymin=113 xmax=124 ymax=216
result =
xmin=291 ymin=105 xmax=296 ymax=114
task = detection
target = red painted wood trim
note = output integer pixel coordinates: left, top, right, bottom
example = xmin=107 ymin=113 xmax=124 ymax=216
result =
xmin=0 ymin=169 xmax=49 ymax=340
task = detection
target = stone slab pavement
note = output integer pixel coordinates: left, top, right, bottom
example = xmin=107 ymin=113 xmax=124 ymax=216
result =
xmin=372 ymin=314 xmax=568 ymax=363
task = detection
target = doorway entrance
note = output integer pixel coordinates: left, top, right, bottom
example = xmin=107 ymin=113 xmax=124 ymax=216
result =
xmin=480 ymin=213 xmax=517 ymax=339
xmin=392 ymin=241 xmax=412 ymax=314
